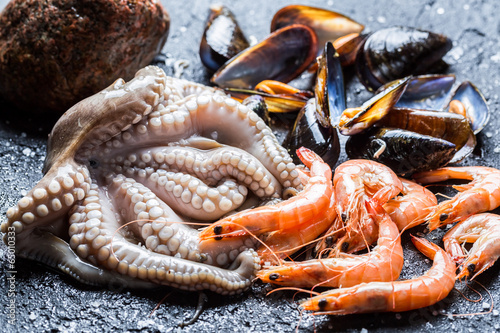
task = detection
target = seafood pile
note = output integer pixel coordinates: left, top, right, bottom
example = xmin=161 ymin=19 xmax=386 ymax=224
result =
xmin=1 ymin=1 xmax=499 ymax=329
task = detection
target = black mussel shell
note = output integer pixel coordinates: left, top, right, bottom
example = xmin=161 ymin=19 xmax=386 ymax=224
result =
xmin=225 ymin=88 xmax=308 ymax=113
xmin=376 ymin=107 xmax=476 ymax=163
xmin=284 ymin=98 xmax=340 ymax=167
xmin=388 ymin=74 xmax=456 ymax=110
xmin=356 ymin=27 xmax=453 ymax=91
xmin=271 ymin=5 xmax=364 ymax=55
xmin=242 ymin=95 xmax=272 ymax=126
xmin=338 ymin=76 xmax=409 ymax=135
xmin=448 ymin=81 xmax=490 ymax=134
xmin=200 ymin=5 xmax=250 ymax=72
xmin=315 ymin=42 xmax=346 ymax=126
xmin=346 ymin=127 xmax=456 ymax=176
xmin=333 ymin=33 xmax=368 ymax=67
xmin=211 ymin=24 xmax=317 ymax=89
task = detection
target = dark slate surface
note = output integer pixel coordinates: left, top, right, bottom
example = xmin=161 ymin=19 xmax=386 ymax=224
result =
xmin=1 ymin=0 xmax=500 ymax=332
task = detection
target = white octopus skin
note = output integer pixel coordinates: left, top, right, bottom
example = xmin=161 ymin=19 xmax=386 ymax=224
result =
xmin=1 ymin=66 xmax=299 ymax=293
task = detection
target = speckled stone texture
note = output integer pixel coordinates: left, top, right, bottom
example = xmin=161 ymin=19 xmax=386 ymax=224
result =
xmin=1 ymin=0 xmax=500 ymax=332
xmin=0 ymin=0 xmax=169 ymax=114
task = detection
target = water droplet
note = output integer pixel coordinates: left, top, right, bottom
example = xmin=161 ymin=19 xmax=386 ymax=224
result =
xmin=437 ymin=7 xmax=445 ymax=14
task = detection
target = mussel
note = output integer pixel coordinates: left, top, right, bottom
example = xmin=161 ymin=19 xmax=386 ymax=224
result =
xmin=284 ymin=42 xmax=343 ymax=166
xmin=338 ymin=76 xmax=410 ymax=135
xmin=346 ymin=127 xmax=457 ymax=176
xmin=199 ymin=5 xmax=250 ymax=72
xmin=355 ymin=27 xmax=453 ymax=91
xmin=392 ymin=74 xmax=456 ymax=110
xmin=271 ymin=5 xmax=364 ymax=54
xmin=225 ymin=88 xmax=308 ymax=113
xmin=382 ymin=75 xmax=490 ymax=134
xmin=448 ymin=81 xmax=490 ymax=134
xmin=242 ymin=95 xmax=272 ymax=127
xmin=376 ymin=108 xmax=476 ymax=163
xmin=211 ymin=24 xmax=317 ymax=89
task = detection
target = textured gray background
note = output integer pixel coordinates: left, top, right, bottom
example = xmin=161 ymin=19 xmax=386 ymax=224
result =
xmin=1 ymin=0 xmax=500 ymax=332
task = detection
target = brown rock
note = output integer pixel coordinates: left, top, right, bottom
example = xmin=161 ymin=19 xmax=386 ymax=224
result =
xmin=0 ymin=0 xmax=170 ymax=115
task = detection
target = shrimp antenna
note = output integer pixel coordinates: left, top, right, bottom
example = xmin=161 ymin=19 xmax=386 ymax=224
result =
xmin=149 ymin=291 xmax=172 ymax=317
xmin=448 ymin=280 xmax=493 ymax=316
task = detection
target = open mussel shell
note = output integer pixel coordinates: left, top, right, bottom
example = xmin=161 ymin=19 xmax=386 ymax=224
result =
xmin=284 ymin=98 xmax=340 ymax=167
xmin=448 ymin=81 xmax=490 ymax=134
xmin=346 ymin=127 xmax=456 ymax=177
xmin=376 ymin=107 xmax=476 ymax=163
xmin=225 ymin=88 xmax=308 ymax=113
xmin=315 ymin=42 xmax=346 ymax=126
xmin=333 ymin=33 xmax=368 ymax=67
xmin=388 ymin=74 xmax=456 ymax=110
xmin=338 ymin=76 xmax=409 ymax=135
xmin=271 ymin=5 xmax=364 ymax=55
xmin=356 ymin=26 xmax=453 ymax=91
xmin=211 ymin=24 xmax=317 ymax=89
xmin=242 ymin=95 xmax=272 ymax=126
xmin=200 ymin=5 xmax=250 ymax=72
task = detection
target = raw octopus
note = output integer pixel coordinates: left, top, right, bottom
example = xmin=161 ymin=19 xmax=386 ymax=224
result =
xmin=1 ymin=66 xmax=303 ymax=294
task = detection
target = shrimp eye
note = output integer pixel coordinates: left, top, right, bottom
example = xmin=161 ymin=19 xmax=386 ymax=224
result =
xmin=439 ymin=213 xmax=449 ymax=221
xmin=467 ymin=263 xmax=476 ymax=274
xmin=213 ymin=225 xmax=223 ymax=235
xmin=341 ymin=213 xmax=347 ymax=223
xmin=341 ymin=242 xmax=349 ymax=252
xmin=325 ymin=236 xmax=333 ymax=247
xmin=317 ymin=298 xmax=328 ymax=310
xmin=269 ymin=273 xmax=280 ymax=281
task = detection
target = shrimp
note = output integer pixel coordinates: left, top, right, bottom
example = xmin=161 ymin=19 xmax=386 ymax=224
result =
xmin=383 ymin=178 xmax=437 ymax=231
xmin=443 ymin=213 xmax=500 ymax=280
xmin=257 ymin=199 xmax=403 ymax=288
xmin=300 ymin=236 xmax=456 ymax=314
xmin=199 ymin=147 xmax=336 ymax=261
xmin=413 ymin=166 xmax=500 ymax=230
xmin=328 ymin=159 xmax=402 ymax=253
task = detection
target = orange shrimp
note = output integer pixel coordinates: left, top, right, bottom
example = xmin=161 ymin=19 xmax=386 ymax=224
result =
xmin=199 ymin=147 xmax=336 ymax=260
xmin=383 ymin=178 xmax=437 ymax=231
xmin=443 ymin=213 xmax=500 ymax=280
xmin=300 ymin=236 xmax=456 ymax=314
xmin=329 ymin=159 xmax=402 ymax=253
xmin=413 ymin=166 xmax=500 ymax=230
xmin=257 ymin=199 xmax=403 ymax=288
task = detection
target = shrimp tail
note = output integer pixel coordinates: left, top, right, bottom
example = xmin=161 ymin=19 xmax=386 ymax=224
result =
xmin=296 ymin=147 xmax=321 ymax=169
xmin=410 ymin=235 xmax=439 ymax=260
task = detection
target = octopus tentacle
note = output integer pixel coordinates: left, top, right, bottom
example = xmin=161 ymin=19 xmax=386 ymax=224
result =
xmin=69 ymin=184 xmax=259 ymax=294
xmin=115 ymin=167 xmax=247 ymax=221
xmin=106 ymin=145 xmax=283 ymax=198
xmin=1 ymin=160 xmax=90 ymax=238
xmin=103 ymin=176 xmax=202 ymax=261
xmin=48 ymin=66 xmax=167 ymax=172
xmin=16 ymin=231 xmax=156 ymax=288
xmin=85 ymin=92 xmax=301 ymax=191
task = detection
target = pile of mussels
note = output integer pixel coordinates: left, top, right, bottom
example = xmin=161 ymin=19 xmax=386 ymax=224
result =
xmin=196 ymin=4 xmax=489 ymax=177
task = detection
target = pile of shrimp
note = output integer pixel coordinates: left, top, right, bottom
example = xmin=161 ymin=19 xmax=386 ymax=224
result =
xmin=199 ymin=148 xmax=500 ymax=316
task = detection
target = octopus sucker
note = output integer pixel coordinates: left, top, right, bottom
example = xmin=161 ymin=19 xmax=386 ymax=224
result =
xmin=2 ymin=66 xmax=298 ymax=293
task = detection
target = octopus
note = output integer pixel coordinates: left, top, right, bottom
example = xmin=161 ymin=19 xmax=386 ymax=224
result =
xmin=1 ymin=66 xmax=302 ymax=295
